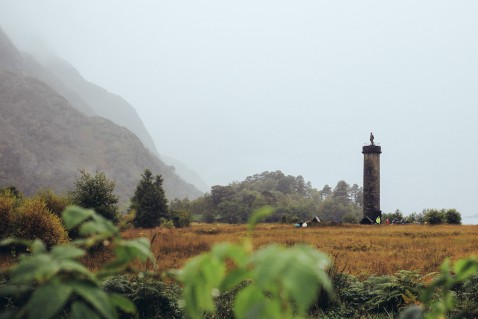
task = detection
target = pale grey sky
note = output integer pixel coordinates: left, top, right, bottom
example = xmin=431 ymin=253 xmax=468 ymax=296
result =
xmin=1 ymin=1 xmax=477 ymax=222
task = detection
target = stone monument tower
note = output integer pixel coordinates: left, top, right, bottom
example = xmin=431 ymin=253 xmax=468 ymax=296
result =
xmin=361 ymin=133 xmax=381 ymax=224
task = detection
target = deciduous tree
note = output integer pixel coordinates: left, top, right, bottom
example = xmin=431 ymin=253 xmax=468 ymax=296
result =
xmin=70 ymin=170 xmax=119 ymax=223
xmin=444 ymin=209 xmax=461 ymax=225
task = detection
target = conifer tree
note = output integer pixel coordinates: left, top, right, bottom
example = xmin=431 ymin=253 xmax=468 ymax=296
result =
xmin=131 ymin=169 xmax=169 ymax=228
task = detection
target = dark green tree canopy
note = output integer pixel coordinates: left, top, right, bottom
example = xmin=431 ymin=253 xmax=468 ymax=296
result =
xmin=444 ymin=209 xmax=462 ymax=225
xmin=131 ymin=169 xmax=169 ymax=228
xmin=70 ymin=169 xmax=119 ymax=222
xmin=172 ymin=170 xmax=364 ymax=224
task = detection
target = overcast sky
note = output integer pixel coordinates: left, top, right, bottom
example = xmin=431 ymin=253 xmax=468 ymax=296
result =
xmin=1 ymin=1 xmax=477 ymax=222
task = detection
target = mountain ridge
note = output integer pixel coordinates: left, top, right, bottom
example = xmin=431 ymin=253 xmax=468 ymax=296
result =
xmin=0 ymin=26 xmax=203 ymax=202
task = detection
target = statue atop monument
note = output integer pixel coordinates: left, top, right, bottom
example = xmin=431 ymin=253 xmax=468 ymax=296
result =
xmin=370 ymin=132 xmax=375 ymax=145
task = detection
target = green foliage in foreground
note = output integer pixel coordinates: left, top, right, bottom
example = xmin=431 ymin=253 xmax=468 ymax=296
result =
xmin=176 ymin=206 xmax=333 ymax=319
xmin=103 ymin=276 xmax=184 ymax=319
xmin=1 ymin=205 xmax=478 ymax=319
xmin=0 ymin=206 xmax=153 ymax=319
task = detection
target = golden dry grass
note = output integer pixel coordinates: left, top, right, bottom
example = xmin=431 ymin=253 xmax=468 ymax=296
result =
xmin=123 ymin=223 xmax=478 ymax=277
xmin=3 ymin=223 xmax=478 ymax=278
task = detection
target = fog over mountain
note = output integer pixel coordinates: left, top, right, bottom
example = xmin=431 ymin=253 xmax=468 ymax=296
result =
xmin=0 ymin=1 xmax=477 ymax=222
xmin=0 ymin=27 xmax=202 ymax=202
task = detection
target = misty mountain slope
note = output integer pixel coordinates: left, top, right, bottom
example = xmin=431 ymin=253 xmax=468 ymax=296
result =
xmin=160 ymin=154 xmax=210 ymax=192
xmin=22 ymin=54 xmax=97 ymax=116
xmin=0 ymin=26 xmax=96 ymax=116
xmin=0 ymin=27 xmax=24 ymax=73
xmin=0 ymin=70 xmax=202 ymax=202
xmin=0 ymin=24 xmax=207 ymax=195
xmin=43 ymin=56 xmax=160 ymax=157
xmin=41 ymin=55 xmax=212 ymax=192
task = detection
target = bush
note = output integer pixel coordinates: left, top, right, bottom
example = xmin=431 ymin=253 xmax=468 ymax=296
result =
xmin=37 ymin=189 xmax=71 ymax=217
xmin=342 ymin=212 xmax=360 ymax=224
xmin=444 ymin=208 xmax=461 ymax=225
xmin=423 ymin=209 xmax=444 ymax=225
xmin=171 ymin=210 xmax=192 ymax=228
xmin=0 ymin=190 xmax=16 ymax=238
xmin=404 ymin=212 xmax=424 ymax=224
xmin=0 ymin=206 xmax=155 ymax=319
xmin=316 ymin=270 xmax=424 ymax=317
xmin=70 ymin=169 xmax=119 ymax=223
xmin=453 ymin=274 xmax=478 ymax=317
xmin=14 ymin=197 xmax=69 ymax=247
xmin=160 ymin=217 xmax=175 ymax=229
xmin=103 ymin=276 xmax=184 ymax=319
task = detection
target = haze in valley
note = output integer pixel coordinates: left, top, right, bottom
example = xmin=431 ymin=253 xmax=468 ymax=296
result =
xmin=1 ymin=1 xmax=477 ymax=222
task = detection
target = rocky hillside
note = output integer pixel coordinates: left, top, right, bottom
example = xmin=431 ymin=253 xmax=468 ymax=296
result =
xmin=42 ymin=56 xmax=160 ymax=157
xmin=0 ymin=27 xmax=202 ymax=202
xmin=0 ymin=71 xmax=201 ymax=202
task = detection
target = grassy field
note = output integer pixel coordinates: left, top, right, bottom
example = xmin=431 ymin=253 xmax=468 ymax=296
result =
xmin=122 ymin=223 xmax=478 ymax=277
xmin=3 ymin=223 xmax=478 ymax=278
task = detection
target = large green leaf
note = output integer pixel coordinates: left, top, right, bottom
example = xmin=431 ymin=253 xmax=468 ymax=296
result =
xmin=181 ymin=254 xmax=226 ymax=319
xmin=10 ymin=254 xmax=60 ymax=283
xmin=212 ymin=242 xmax=247 ymax=267
xmin=56 ymin=260 xmax=96 ymax=280
xmin=220 ymin=268 xmax=249 ymax=291
xmin=50 ymin=245 xmax=86 ymax=260
xmin=115 ymin=238 xmax=153 ymax=262
xmin=251 ymin=244 xmax=332 ymax=315
xmin=30 ymin=240 xmax=46 ymax=254
xmin=62 ymin=206 xmax=95 ymax=230
xmin=24 ymin=279 xmax=72 ymax=319
xmin=453 ymin=258 xmax=478 ymax=282
xmin=247 ymin=206 xmax=274 ymax=233
xmin=0 ymin=284 xmax=32 ymax=297
xmin=70 ymin=301 xmax=101 ymax=319
xmin=109 ymin=293 xmax=137 ymax=314
xmin=0 ymin=238 xmax=33 ymax=248
xmin=233 ymin=285 xmax=282 ymax=319
xmin=79 ymin=220 xmax=112 ymax=236
xmin=71 ymin=280 xmax=117 ymax=319
xmin=0 ymin=310 xmax=18 ymax=319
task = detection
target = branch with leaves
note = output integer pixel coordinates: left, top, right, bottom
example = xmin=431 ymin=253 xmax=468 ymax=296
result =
xmin=176 ymin=206 xmax=333 ymax=319
xmin=0 ymin=206 xmax=154 ymax=319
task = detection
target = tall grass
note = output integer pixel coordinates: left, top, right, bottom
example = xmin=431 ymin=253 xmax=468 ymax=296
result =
xmin=120 ymin=223 xmax=478 ymax=276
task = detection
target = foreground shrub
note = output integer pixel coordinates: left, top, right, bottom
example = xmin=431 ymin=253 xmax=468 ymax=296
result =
xmin=14 ymin=197 xmax=69 ymax=247
xmin=103 ymin=276 xmax=184 ymax=319
xmin=177 ymin=207 xmax=333 ymax=319
xmin=335 ymin=270 xmax=423 ymax=315
xmin=0 ymin=190 xmax=16 ymax=238
xmin=398 ymin=257 xmax=478 ymax=319
xmin=37 ymin=189 xmax=71 ymax=217
xmin=453 ymin=273 xmax=478 ymax=317
xmin=0 ymin=206 xmax=154 ymax=319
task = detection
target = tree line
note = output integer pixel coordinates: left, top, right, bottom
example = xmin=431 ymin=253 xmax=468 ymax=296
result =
xmin=1 ymin=167 xmax=462 ymax=246
xmin=0 ymin=168 xmax=187 ymax=246
xmin=170 ymin=170 xmax=364 ymax=224
xmin=383 ymin=208 xmax=462 ymax=225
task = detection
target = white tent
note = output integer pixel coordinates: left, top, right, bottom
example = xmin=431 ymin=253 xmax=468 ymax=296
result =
xmin=309 ymin=216 xmax=321 ymax=223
